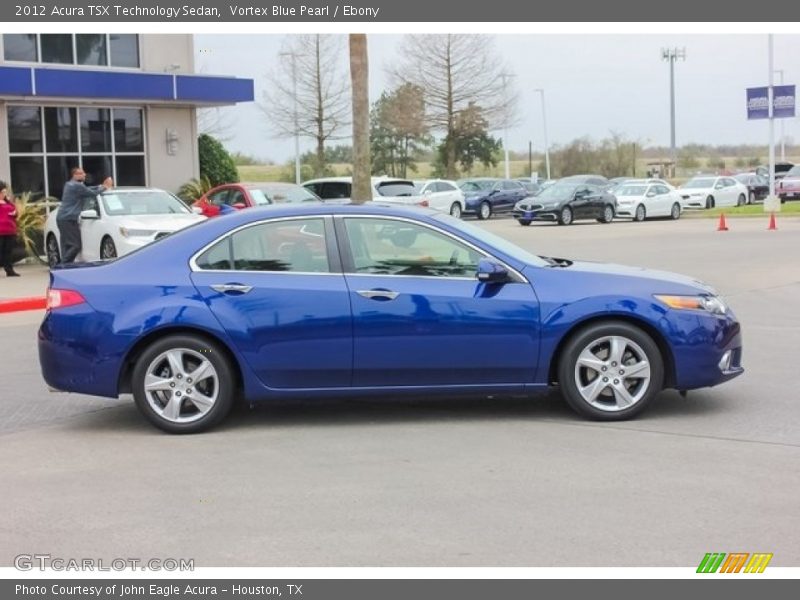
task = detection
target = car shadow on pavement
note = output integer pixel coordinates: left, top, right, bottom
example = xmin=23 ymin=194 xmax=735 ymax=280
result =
xmin=59 ymin=388 xmax=732 ymax=435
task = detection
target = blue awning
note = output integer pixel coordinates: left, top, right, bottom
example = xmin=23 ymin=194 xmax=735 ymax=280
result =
xmin=0 ymin=65 xmax=253 ymax=105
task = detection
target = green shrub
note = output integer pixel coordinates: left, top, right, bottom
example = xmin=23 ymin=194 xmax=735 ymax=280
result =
xmin=198 ymin=134 xmax=239 ymax=187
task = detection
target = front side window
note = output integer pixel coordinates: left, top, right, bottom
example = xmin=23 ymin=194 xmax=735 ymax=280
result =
xmin=344 ymin=218 xmax=482 ymax=278
xmin=196 ymin=219 xmax=330 ymax=273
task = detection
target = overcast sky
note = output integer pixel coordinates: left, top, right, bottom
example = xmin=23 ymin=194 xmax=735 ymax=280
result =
xmin=194 ymin=34 xmax=800 ymax=163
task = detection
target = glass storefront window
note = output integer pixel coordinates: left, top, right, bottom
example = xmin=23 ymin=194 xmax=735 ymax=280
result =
xmin=10 ymin=157 xmax=45 ymax=199
xmin=44 ymin=107 xmax=78 ymax=153
xmin=8 ymin=107 xmax=43 ymax=153
xmin=40 ymin=34 xmax=74 ymax=64
xmin=80 ymin=108 xmax=112 ymax=153
xmin=109 ymin=34 xmax=139 ymax=68
xmin=75 ymin=34 xmax=108 ymax=66
xmin=113 ymin=109 xmax=144 ymax=152
xmin=46 ymin=156 xmax=80 ymax=200
xmin=115 ymin=156 xmax=146 ymax=187
xmin=3 ymin=34 xmax=37 ymax=61
xmin=3 ymin=34 xmax=138 ymax=67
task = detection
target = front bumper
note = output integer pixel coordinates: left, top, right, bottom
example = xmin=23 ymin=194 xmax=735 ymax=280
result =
xmin=512 ymin=207 xmax=560 ymax=222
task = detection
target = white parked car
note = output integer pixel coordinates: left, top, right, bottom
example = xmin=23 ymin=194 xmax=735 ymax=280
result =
xmin=679 ymin=176 xmax=748 ymax=209
xmin=614 ymin=181 xmax=683 ymax=221
xmin=413 ymin=179 xmax=466 ymax=217
xmin=45 ymin=187 xmax=205 ymax=266
xmin=302 ymin=176 xmax=431 ymax=209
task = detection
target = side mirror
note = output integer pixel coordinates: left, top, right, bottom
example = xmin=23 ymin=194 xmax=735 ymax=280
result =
xmin=646 ymin=191 xmax=657 ymax=198
xmin=714 ymin=183 xmax=724 ymax=190
xmin=80 ymin=209 xmax=99 ymax=220
xmin=476 ymin=258 xmax=510 ymax=284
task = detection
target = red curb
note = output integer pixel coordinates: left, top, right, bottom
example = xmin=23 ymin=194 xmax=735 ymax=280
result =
xmin=0 ymin=296 xmax=47 ymax=313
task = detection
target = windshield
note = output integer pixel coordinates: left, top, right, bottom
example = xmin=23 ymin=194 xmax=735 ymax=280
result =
xmin=376 ymin=181 xmax=417 ymax=197
xmin=616 ymin=185 xmax=648 ymax=196
xmin=101 ymin=191 xmax=190 ymax=216
xmin=537 ymin=182 xmax=579 ymax=200
xmin=253 ymin=185 xmax=318 ymax=204
xmin=433 ymin=213 xmax=548 ymax=267
xmin=682 ymin=178 xmax=716 ymax=189
xmin=734 ymin=175 xmax=752 ymax=184
xmin=459 ymin=180 xmax=495 ymax=192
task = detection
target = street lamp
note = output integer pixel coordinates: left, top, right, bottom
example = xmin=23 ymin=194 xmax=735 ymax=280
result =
xmin=774 ymin=68 xmax=786 ymax=162
xmin=661 ymin=47 xmax=686 ymax=172
xmin=500 ymin=72 xmax=514 ymax=179
xmin=534 ymin=88 xmax=550 ymax=180
xmin=280 ymin=50 xmax=301 ymax=185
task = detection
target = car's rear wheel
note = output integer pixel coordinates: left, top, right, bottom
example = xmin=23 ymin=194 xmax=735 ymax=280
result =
xmin=46 ymin=234 xmax=61 ymax=268
xmin=670 ymin=203 xmax=681 ymax=220
xmin=736 ymin=194 xmax=746 ymax=207
xmin=705 ymin=195 xmax=715 ymax=209
xmin=748 ymin=191 xmax=755 ymax=205
xmin=132 ymin=335 xmax=236 ymax=434
xmin=478 ymin=201 xmax=492 ymax=220
xmin=600 ymin=205 xmax=615 ymax=223
xmin=634 ymin=204 xmax=646 ymax=222
xmin=100 ymin=236 xmax=117 ymax=260
xmin=449 ymin=202 xmax=463 ymax=219
xmin=557 ymin=321 xmax=664 ymax=420
xmin=518 ymin=219 xmax=531 ymax=226
xmin=558 ymin=206 xmax=573 ymax=226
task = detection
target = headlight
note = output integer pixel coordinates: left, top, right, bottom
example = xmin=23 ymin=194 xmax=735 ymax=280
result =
xmin=654 ymin=294 xmax=728 ymax=315
xmin=119 ymin=227 xmax=156 ymax=238
xmin=539 ymin=202 xmax=559 ymax=209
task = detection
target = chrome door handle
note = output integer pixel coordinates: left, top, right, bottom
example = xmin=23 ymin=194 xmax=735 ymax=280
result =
xmin=210 ymin=283 xmax=253 ymax=294
xmin=356 ymin=289 xmax=399 ymax=301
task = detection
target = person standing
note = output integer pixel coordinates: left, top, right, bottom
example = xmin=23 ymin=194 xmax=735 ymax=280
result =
xmin=0 ymin=182 xmax=20 ymax=277
xmin=57 ymin=167 xmax=113 ymax=264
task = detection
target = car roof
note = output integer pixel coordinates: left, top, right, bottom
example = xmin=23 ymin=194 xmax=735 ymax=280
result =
xmin=302 ymin=176 xmax=413 ymax=185
xmin=100 ymin=187 xmax=169 ymax=194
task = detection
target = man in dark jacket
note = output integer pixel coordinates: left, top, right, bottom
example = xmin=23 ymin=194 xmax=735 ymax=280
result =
xmin=57 ymin=167 xmax=113 ymax=264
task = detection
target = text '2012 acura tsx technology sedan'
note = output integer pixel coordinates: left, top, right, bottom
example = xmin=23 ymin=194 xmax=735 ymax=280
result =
xmin=39 ymin=205 xmax=743 ymax=433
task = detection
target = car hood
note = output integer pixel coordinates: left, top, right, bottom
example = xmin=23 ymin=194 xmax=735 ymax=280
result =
xmin=539 ymin=259 xmax=717 ymax=294
xmin=108 ymin=213 xmax=206 ymax=230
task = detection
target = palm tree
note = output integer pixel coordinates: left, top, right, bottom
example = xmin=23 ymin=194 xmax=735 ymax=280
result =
xmin=349 ymin=34 xmax=371 ymax=204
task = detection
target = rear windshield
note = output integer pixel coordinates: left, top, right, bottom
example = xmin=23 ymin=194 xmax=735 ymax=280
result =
xmin=375 ymin=181 xmax=417 ymax=197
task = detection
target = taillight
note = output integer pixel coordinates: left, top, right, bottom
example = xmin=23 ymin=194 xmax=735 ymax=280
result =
xmin=46 ymin=289 xmax=86 ymax=310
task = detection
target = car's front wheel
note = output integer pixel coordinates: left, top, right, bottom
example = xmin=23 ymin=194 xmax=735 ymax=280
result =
xmin=100 ymin=236 xmax=117 ymax=260
xmin=477 ymin=201 xmax=492 ymax=220
xmin=670 ymin=203 xmax=681 ymax=220
xmin=518 ymin=219 xmax=531 ymax=226
xmin=633 ymin=204 xmax=646 ymax=222
xmin=558 ymin=206 xmax=573 ymax=226
xmin=449 ymin=202 xmax=463 ymax=219
xmin=557 ymin=321 xmax=664 ymax=420
xmin=705 ymin=195 xmax=715 ymax=209
xmin=737 ymin=194 xmax=746 ymax=207
xmin=46 ymin=234 xmax=61 ymax=268
xmin=131 ymin=335 xmax=236 ymax=434
xmin=748 ymin=191 xmax=755 ymax=205
xmin=599 ymin=205 xmax=615 ymax=223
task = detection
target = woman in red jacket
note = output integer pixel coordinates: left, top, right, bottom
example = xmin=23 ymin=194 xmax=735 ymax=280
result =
xmin=0 ymin=182 xmax=20 ymax=277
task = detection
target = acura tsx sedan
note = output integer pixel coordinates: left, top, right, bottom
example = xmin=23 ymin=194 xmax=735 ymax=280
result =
xmin=39 ymin=204 xmax=743 ymax=433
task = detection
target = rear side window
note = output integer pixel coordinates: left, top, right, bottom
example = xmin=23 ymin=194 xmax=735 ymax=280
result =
xmin=195 ymin=218 xmax=329 ymax=273
xmin=320 ymin=182 xmax=351 ymax=200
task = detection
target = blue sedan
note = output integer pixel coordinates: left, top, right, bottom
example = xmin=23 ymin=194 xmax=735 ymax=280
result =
xmin=38 ymin=204 xmax=743 ymax=433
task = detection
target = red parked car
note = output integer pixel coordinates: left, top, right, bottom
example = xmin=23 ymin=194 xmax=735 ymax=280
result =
xmin=193 ymin=182 xmax=320 ymax=217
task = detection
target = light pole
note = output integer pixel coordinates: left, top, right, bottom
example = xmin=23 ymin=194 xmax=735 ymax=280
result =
xmin=661 ymin=47 xmax=686 ymax=172
xmin=280 ymin=51 xmax=301 ymax=184
xmin=534 ymin=89 xmax=550 ymax=180
xmin=500 ymin=72 xmax=514 ymax=179
xmin=774 ymin=68 xmax=785 ymax=162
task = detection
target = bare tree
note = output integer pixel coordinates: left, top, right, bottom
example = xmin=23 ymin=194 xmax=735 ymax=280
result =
xmin=197 ymin=107 xmax=235 ymax=142
xmin=392 ymin=34 xmax=518 ymax=179
xmin=262 ymin=35 xmax=350 ymax=177
xmin=349 ymin=34 xmax=371 ymax=204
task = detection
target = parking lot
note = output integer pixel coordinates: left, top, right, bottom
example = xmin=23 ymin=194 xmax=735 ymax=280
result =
xmin=1 ymin=215 xmax=798 ymax=567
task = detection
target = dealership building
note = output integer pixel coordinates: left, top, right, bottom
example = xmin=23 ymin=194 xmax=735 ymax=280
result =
xmin=0 ymin=34 xmax=253 ymax=199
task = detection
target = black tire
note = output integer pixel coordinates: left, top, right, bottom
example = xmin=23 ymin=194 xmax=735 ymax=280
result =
xmin=633 ymin=204 xmax=646 ymax=222
xmin=736 ymin=194 xmax=745 ymax=207
xmin=780 ymin=196 xmax=786 ymax=204
xmin=705 ymin=195 xmax=715 ymax=209
xmin=557 ymin=321 xmax=664 ymax=421
xmin=131 ymin=334 xmax=236 ymax=434
xmin=518 ymin=219 xmax=531 ymax=226
xmin=600 ymin=205 xmax=615 ymax=223
xmin=100 ymin=236 xmax=117 ymax=259
xmin=449 ymin=203 xmax=463 ymax=219
xmin=46 ymin=234 xmax=61 ymax=268
xmin=558 ymin=206 xmax=573 ymax=226
xmin=477 ymin=201 xmax=491 ymax=220
xmin=670 ymin=203 xmax=681 ymax=220
xmin=748 ymin=191 xmax=755 ymax=205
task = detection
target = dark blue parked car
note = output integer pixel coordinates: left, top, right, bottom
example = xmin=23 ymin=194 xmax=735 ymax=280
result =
xmin=39 ymin=204 xmax=743 ymax=433
xmin=458 ymin=178 xmax=530 ymax=220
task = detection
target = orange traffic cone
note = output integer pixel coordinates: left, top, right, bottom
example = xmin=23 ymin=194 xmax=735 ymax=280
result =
xmin=768 ymin=213 xmax=777 ymax=230
xmin=717 ymin=213 xmax=729 ymax=231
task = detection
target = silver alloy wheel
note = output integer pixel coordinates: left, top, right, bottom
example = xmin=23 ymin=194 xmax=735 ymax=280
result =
xmin=603 ymin=205 xmax=614 ymax=223
xmin=479 ymin=202 xmax=491 ymax=219
xmin=450 ymin=202 xmax=463 ymax=218
xmin=143 ymin=348 xmax=219 ymax=424
xmin=100 ymin=237 xmax=117 ymax=259
xmin=561 ymin=206 xmax=572 ymax=225
xmin=573 ymin=335 xmax=652 ymax=412
xmin=46 ymin=235 xmax=60 ymax=267
xmin=671 ymin=203 xmax=680 ymax=219
xmin=635 ymin=205 xmax=645 ymax=221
